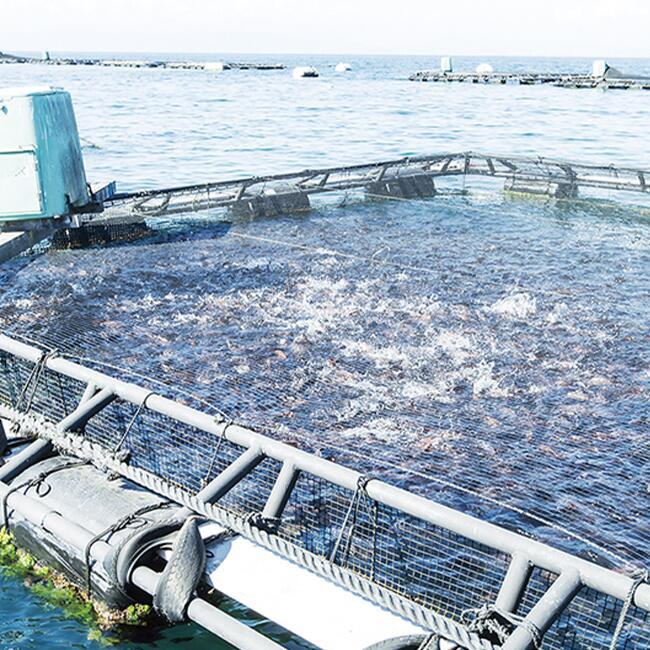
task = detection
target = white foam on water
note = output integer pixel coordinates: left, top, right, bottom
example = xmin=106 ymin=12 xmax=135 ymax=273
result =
xmin=546 ymin=302 xmax=569 ymax=325
xmin=433 ymin=330 xmax=475 ymax=364
xmin=471 ymin=362 xmax=509 ymax=398
xmin=487 ymin=293 xmax=537 ymax=319
xmin=401 ymin=379 xmax=457 ymax=404
xmin=341 ymin=417 xmax=419 ymax=443
xmin=342 ymin=339 xmax=410 ymax=368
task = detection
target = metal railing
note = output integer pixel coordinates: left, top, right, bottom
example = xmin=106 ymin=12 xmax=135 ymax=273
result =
xmin=98 ymin=152 xmax=650 ymax=219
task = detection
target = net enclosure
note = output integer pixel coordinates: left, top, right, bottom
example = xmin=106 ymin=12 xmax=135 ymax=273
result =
xmin=0 ymin=186 xmax=649 ymax=649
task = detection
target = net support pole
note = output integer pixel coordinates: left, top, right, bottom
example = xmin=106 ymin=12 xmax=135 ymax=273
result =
xmin=79 ymin=382 xmax=98 ymax=404
xmin=261 ymin=462 xmax=300 ymax=520
xmin=195 ymin=446 xmax=265 ymax=504
xmin=501 ymin=569 xmax=582 ymax=650
xmin=57 ymin=386 xmax=116 ymax=432
xmin=495 ymin=553 xmax=533 ymax=613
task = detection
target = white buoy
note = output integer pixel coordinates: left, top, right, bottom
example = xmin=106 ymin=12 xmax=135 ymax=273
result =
xmin=335 ymin=62 xmax=352 ymax=72
xmin=292 ymin=66 xmax=319 ymax=78
xmin=592 ymin=59 xmax=608 ymax=77
xmin=203 ymin=62 xmax=224 ymax=72
xmin=476 ymin=63 xmax=494 ymax=74
xmin=440 ymin=56 xmax=452 ymax=73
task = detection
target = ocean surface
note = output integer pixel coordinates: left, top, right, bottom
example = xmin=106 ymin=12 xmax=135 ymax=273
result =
xmin=1 ymin=53 xmax=649 ymax=648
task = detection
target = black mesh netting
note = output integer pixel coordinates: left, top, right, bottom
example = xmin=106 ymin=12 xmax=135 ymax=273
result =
xmin=1 ymin=193 xmax=649 ymax=648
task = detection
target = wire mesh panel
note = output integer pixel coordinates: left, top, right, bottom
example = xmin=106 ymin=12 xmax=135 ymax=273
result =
xmin=517 ymin=570 xmax=650 ymax=650
xmin=0 ymin=352 xmax=84 ymax=423
xmin=0 ymin=346 xmax=649 ymax=649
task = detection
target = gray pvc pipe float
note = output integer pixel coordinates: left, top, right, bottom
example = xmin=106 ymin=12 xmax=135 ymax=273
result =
xmin=131 ymin=565 xmax=285 ymax=650
xmin=1 ymin=334 xmax=649 ymax=613
xmin=0 ymin=438 xmax=53 ymax=483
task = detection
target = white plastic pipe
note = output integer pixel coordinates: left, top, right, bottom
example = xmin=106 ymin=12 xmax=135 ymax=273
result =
xmin=205 ymin=534 xmax=427 ymax=650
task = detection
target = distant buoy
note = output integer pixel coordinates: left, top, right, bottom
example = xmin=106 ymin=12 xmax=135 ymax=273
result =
xmin=440 ymin=56 xmax=452 ymax=73
xmin=335 ymin=62 xmax=352 ymax=72
xmin=292 ymin=66 xmax=319 ymax=78
xmin=475 ymin=63 xmax=494 ymax=74
xmin=592 ymin=59 xmax=608 ymax=78
xmin=203 ymin=62 xmax=224 ymax=72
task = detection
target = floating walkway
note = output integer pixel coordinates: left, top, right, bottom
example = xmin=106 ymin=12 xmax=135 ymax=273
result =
xmin=0 ymin=51 xmax=284 ymax=71
xmin=0 ymin=333 xmax=649 ymax=649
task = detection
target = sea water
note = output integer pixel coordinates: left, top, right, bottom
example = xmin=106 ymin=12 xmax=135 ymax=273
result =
xmin=0 ymin=53 xmax=649 ymax=648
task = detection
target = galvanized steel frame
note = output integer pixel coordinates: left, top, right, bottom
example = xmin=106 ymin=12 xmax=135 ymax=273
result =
xmin=0 ymin=333 xmax=648 ymax=650
xmin=100 ymin=152 xmax=650 ymax=218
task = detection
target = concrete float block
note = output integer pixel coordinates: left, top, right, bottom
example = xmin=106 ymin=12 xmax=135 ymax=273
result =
xmin=504 ymin=178 xmax=578 ymax=199
xmin=366 ymin=173 xmax=436 ymax=199
xmin=230 ymin=189 xmax=311 ymax=218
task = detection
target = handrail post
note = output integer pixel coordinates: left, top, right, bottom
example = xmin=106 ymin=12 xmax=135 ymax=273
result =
xmin=501 ymin=569 xmax=582 ymax=650
xmin=195 ymin=446 xmax=264 ymax=504
xmin=496 ymin=553 xmax=533 ymax=613
xmin=57 ymin=386 xmax=116 ymax=432
xmin=261 ymin=462 xmax=300 ymax=521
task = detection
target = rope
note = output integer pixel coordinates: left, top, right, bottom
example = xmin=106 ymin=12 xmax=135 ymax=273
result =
xmin=113 ymin=391 xmax=155 ymax=453
xmin=200 ymin=418 xmax=234 ymax=490
xmin=462 ymin=604 xmax=542 ymax=650
xmin=608 ymin=569 xmax=649 ymax=650
xmin=1 ymin=458 xmax=88 ymax=529
xmin=83 ymin=500 xmax=172 ymax=597
xmin=10 ymin=349 xmax=58 ymax=434
xmin=329 ymin=474 xmax=372 ymax=564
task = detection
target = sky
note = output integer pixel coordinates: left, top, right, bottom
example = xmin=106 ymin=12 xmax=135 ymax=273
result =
xmin=1 ymin=0 xmax=649 ymax=58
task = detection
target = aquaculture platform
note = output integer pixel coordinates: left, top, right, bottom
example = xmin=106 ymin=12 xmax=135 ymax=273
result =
xmin=409 ymin=71 xmax=650 ymax=90
xmin=0 ymin=51 xmax=284 ymax=71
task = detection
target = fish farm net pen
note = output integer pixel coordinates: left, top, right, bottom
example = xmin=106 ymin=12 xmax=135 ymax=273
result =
xmin=0 ymin=333 xmax=648 ymax=650
xmin=1 ymin=130 xmax=650 ymax=648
